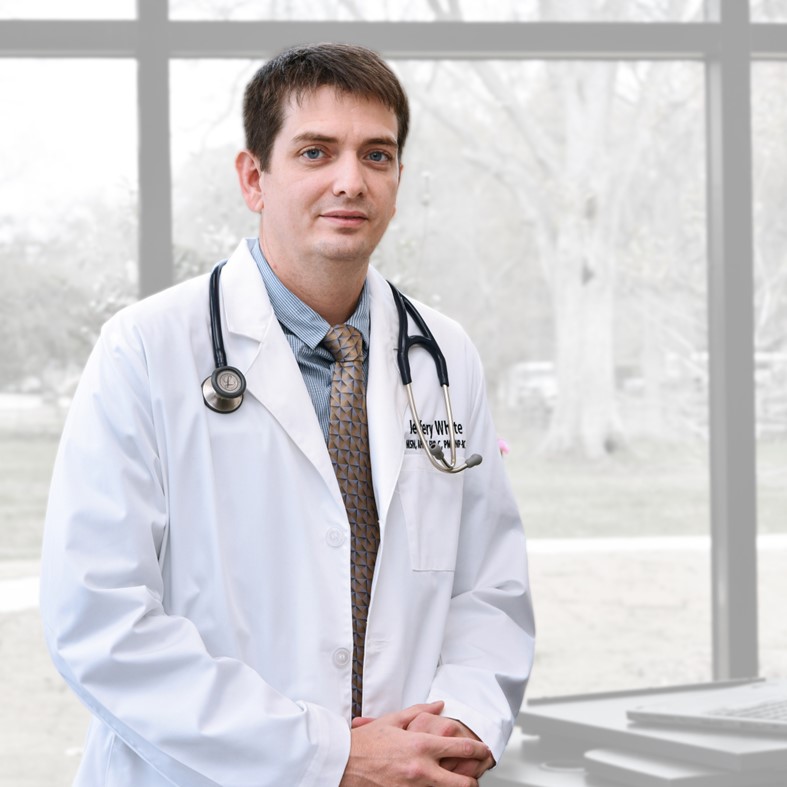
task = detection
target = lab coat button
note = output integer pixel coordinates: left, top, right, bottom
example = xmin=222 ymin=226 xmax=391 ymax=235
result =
xmin=332 ymin=648 xmax=350 ymax=668
xmin=326 ymin=528 xmax=346 ymax=547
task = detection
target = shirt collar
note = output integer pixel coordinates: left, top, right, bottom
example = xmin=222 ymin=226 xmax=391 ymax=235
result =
xmin=248 ymin=238 xmax=370 ymax=350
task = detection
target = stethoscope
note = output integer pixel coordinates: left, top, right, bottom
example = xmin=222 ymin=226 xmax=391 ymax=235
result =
xmin=202 ymin=261 xmax=482 ymax=474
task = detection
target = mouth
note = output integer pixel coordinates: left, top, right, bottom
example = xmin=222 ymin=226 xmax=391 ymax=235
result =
xmin=320 ymin=210 xmax=369 ymax=228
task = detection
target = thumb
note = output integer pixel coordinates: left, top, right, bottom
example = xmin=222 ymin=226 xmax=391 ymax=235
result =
xmin=351 ymin=716 xmax=376 ymax=728
xmin=390 ymin=700 xmax=445 ymax=729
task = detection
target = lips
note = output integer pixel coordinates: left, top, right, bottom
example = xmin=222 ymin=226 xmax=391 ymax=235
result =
xmin=321 ymin=210 xmax=368 ymax=220
xmin=320 ymin=210 xmax=369 ymax=228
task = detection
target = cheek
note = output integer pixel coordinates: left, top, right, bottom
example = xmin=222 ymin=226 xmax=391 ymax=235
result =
xmin=373 ymin=180 xmax=399 ymax=220
xmin=386 ymin=180 xmax=401 ymax=218
xmin=269 ymin=189 xmax=309 ymax=227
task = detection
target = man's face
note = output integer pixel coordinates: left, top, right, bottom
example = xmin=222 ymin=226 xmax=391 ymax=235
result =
xmin=258 ymin=85 xmax=402 ymax=272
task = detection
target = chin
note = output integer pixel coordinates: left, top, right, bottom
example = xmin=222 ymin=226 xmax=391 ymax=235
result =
xmin=317 ymin=240 xmax=375 ymax=264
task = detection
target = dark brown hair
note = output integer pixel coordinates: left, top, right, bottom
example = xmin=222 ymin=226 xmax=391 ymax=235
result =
xmin=243 ymin=43 xmax=410 ymax=171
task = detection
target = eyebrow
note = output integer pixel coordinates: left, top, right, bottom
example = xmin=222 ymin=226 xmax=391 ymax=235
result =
xmin=291 ymin=132 xmax=398 ymax=149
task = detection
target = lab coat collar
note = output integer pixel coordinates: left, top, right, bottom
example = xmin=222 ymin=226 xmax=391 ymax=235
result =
xmin=220 ymin=240 xmax=344 ymax=512
xmin=366 ymin=268 xmax=409 ymax=527
xmin=218 ymin=240 xmax=409 ymax=529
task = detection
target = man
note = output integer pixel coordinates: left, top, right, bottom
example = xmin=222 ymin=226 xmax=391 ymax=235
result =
xmin=41 ymin=43 xmax=535 ymax=786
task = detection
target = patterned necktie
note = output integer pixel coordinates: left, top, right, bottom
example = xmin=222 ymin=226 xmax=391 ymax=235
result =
xmin=323 ymin=324 xmax=380 ymax=719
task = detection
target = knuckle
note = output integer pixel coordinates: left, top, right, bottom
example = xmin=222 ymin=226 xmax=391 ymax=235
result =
xmin=443 ymin=720 xmax=461 ymax=736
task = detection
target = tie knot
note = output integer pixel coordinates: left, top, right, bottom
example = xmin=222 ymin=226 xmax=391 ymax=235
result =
xmin=323 ymin=324 xmax=363 ymax=363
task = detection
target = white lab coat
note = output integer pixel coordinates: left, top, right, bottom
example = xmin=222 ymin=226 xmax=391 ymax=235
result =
xmin=40 ymin=239 xmax=535 ymax=787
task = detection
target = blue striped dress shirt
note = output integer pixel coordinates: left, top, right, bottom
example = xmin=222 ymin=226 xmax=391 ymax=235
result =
xmin=248 ymin=238 xmax=371 ymax=442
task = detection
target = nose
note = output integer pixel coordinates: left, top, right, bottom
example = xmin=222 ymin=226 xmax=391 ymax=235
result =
xmin=332 ymin=154 xmax=366 ymax=198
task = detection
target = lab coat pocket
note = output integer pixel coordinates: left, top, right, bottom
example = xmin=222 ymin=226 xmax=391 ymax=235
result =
xmin=397 ymin=455 xmax=465 ymax=571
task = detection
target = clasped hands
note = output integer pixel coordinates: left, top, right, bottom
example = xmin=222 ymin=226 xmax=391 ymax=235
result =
xmin=340 ymin=700 xmax=495 ymax=786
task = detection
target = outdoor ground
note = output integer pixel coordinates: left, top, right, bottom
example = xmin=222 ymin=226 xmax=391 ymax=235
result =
xmin=3 ymin=545 xmax=787 ymax=786
xmin=1 ymin=413 xmax=785 ymax=785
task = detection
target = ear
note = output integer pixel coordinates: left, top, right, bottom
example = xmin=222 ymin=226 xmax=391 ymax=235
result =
xmin=235 ymin=150 xmax=265 ymax=212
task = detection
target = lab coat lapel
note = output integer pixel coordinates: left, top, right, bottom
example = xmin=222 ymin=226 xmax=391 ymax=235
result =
xmin=366 ymin=268 xmax=409 ymax=528
xmin=219 ymin=241 xmax=344 ymax=510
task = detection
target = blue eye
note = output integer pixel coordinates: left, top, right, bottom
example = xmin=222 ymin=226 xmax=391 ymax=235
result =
xmin=302 ymin=148 xmax=323 ymax=160
xmin=368 ymin=151 xmax=391 ymax=163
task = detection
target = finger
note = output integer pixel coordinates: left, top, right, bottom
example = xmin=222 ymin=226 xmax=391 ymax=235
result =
xmin=410 ymin=758 xmax=479 ymax=787
xmin=436 ymin=734 xmax=491 ymax=763
xmin=447 ymin=757 xmax=488 ymax=778
xmin=386 ymin=700 xmax=445 ymax=729
xmin=407 ymin=712 xmax=462 ymax=736
xmin=351 ymin=716 xmax=375 ymax=728
xmin=438 ymin=769 xmax=479 ymax=787
xmin=440 ymin=756 xmax=461 ymax=772
xmin=442 ymin=753 xmax=494 ymax=773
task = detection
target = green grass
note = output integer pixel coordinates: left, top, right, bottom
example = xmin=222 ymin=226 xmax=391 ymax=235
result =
xmin=506 ymin=444 xmax=710 ymax=538
xmin=0 ymin=433 xmax=59 ymax=560
xmin=1 ymin=426 xmax=785 ymax=562
xmin=499 ymin=426 xmax=787 ymax=539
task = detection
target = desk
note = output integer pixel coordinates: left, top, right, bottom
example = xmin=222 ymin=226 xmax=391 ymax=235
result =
xmin=486 ymin=682 xmax=787 ymax=786
xmin=486 ymin=731 xmax=787 ymax=786
xmin=485 ymin=731 xmax=614 ymax=786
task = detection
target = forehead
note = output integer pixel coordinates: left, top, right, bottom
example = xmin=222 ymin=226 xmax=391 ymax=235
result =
xmin=277 ymin=85 xmax=398 ymax=143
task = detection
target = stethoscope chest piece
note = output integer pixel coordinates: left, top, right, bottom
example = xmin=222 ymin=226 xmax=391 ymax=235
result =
xmin=202 ymin=365 xmax=246 ymax=413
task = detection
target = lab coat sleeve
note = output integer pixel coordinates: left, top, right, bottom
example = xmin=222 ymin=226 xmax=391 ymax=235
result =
xmin=39 ymin=318 xmax=350 ymax=787
xmin=426 ymin=340 xmax=535 ymax=765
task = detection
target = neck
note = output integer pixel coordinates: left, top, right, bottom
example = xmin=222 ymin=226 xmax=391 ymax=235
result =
xmin=259 ymin=237 xmax=369 ymax=326
xmin=284 ymin=267 xmax=367 ymax=326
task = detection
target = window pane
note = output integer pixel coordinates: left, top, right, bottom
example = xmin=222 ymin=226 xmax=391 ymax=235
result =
xmin=751 ymin=0 xmax=787 ymax=22
xmin=173 ymin=57 xmax=710 ymax=696
xmin=171 ymin=59 xmax=259 ymax=279
xmin=0 ymin=59 xmax=137 ymax=781
xmin=752 ymin=62 xmax=787 ymax=681
xmin=391 ymin=59 xmax=709 ymax=697
xmin=0 ymin=0 xmax=134 ymax=19
xmin=169 ymin=0 xmax=701 ymax=22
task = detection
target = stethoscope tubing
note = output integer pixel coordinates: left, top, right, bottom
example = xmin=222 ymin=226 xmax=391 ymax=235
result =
xmin=204 ymin=263 xmax=481 ymax=472
xmin=389 ymin=281 xmax=449 ymax=388
xmin=209 ymin=261 xmax=228 ymax=369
